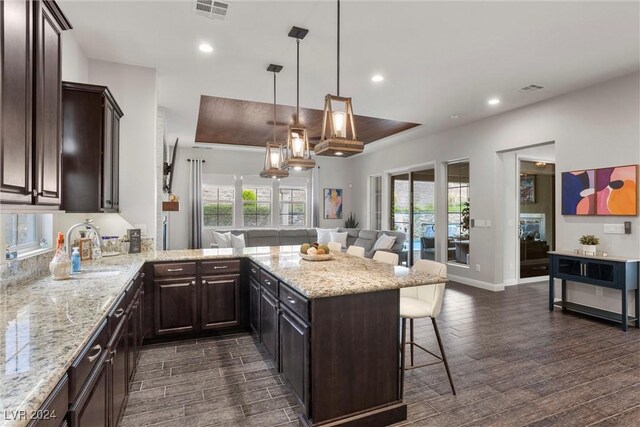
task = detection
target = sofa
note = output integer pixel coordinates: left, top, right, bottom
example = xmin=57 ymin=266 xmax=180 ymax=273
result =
xmin=211 ymin=228 xmax=406 ymax=259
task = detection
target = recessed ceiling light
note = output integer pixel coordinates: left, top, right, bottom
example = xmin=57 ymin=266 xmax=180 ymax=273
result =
xmin=335 ymin=151 xmax=344 ymax=156
xmin=450 ymin=114 xmax=459 ymax=119
xmin=199 ymin=43 xmax=213 ymax=53
xmin=487 ymin=98 xmax=501 ymax=106
xmin=293 ymin=166 xmax=302 ymax=171
xmin=371 ymin=75 xmax=384 ymax=83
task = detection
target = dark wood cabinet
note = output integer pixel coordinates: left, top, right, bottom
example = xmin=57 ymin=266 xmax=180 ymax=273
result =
xmin=0 ymin=0 xmax=69 ymax=206
xmin=108 ymin=318 xmax=127 ymax=427
xmin=279 ymin=306 xmax=309 ymax=409
xmin=201 ymin=274 xmax=241 ymax=329
xmin=154 ymin=277 xmax=197 ymax=336
xmin=260 ymin=287 xmax=279 ymax=365
xmin=127 ymin=287 xmax=144 ymax=382
xmin=249 ymin=278 xmax=260 ymax=339
xmin=61 ymin=82 xmax=123 ymax=212
xmin=28 ymin=374 xmax=68 ymax=427
xmin=69 ymin=351 xmax=109 ymax=427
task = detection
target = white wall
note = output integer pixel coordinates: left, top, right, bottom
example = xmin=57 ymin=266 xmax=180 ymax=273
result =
xmin=350 ymin=72 xmax=639 ymax=311
xmin=61 ymin=32 xmax=88 ymax=83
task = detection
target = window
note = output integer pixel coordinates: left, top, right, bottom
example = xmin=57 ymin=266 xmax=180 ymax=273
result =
xmin=280 ymin=187 xmax=306 ymax=226
xmin=447 ymin=160 xmax=470 ymax=264
xmin=202 ymin=185 xmax=234 ymax=227
xmin=369 ymin=176 xmax=382 ymax=230
xmin=3 ymin=213 xmax=52 ymax=257
xmin=243 ymin=187 xmax=272 ymax=227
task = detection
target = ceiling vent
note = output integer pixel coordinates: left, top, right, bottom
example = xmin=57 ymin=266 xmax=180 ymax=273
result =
xmin=194 ymin=0 xmax=229 ymax=20
xmin=518 ymin=84 xmax=544 ymax=93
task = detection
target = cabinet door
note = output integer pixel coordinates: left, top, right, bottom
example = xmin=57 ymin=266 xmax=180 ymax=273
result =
xmin=249 ymin=279 xmax=261 ymax=339
xmin=0 ymin=0 xmax=33 ymax=204
xmin=201 ymin=274 xmax=241 ymax=330
xmin=101 ymin=101 xmax=113 ymax=210
xmin=154 ymin=278 xmax=197 ymax=335
xmin=111 ymin=114 xmax=120 ymax=210
xmin=126 ymin=301 xmax=136 ymax=382
xmin=279 ymin=307 xmax=309 ymax=408
xmin=33 ymin=1 xmax=63 ymax=206
xmin=108 ymin=318 xmax=128 ymax=427
xmin=260 ymin=288 xmax=278 ymax=365
xmin=70 ymin=352 xmax=109 ymax=427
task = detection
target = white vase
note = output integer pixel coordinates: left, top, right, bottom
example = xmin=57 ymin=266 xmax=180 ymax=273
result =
xmin=582 ymin=245 xmax=597 ymax=255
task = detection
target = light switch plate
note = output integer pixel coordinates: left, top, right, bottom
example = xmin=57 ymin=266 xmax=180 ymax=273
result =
xmin=476 ymin=219 xmax=486 ymax=228
xmin=604 ymin=224 xmax=625 ymax=234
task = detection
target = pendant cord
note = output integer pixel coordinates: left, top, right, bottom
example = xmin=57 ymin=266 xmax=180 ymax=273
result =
xmin=337 ymin=0 xmax=340 ymax=97
xmin=273 ymin=72 xmax=277 ymax=143
xmin=296 ymin=38 xmax=300 ymax=124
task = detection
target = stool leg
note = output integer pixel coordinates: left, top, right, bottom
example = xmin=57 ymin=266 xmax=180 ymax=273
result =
xmin=432 ymin=317 xmax=456 ymax=395
xmin=400 ymin=318 xmax=407 ymax=397
xmin=410 ymin=319 xmax=414 ymax=367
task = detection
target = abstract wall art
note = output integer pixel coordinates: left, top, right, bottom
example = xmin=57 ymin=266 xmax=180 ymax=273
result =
xmin=562 ymin=169 xmax=595 ymax=215
xmin=520 ymin=176 xmax=536 ymax=204
xmin=324 ymin=188 xmax=343 ymax=219
xmin=595 ymin=165 xmax=637 ymax=215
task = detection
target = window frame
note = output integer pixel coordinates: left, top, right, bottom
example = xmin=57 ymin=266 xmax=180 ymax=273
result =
xmin=446 ymin=160 xmax=470 ymax=266
xmin=202 ymin=185 xmax=235 ymax=229
xmin=279 ymin=186 xmax=307 ymax=227
xmin=5 ymin=214 xmax=43 ymax=254
xmin=242 ymin=186 xmax=273 ymax=228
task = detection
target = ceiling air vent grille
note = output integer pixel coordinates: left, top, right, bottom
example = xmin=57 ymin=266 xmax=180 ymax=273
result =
xmin=518 ymin=84 xmax=544 ymax=93
xmin=194 ymin=0 xmax=229 ymax=20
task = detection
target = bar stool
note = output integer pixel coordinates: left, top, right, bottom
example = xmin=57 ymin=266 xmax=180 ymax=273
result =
xmin=373 ymin=251 xmax=399 ymax=265
xmin=400 ymin=259 xmax=455 ymax=396
xmin=327 ymin=241 xmax=342 ymax=253
xmin=346 ymin=245 xmax=365 ymax=257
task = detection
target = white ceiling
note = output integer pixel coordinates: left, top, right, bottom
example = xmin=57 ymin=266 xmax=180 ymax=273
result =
xmin=59 ymin=0 xmax=640 ymax=147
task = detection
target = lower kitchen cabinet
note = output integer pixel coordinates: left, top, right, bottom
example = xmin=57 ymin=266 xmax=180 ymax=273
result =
xmin=108 ymin=318 xmax=127 ymax=427
xmin=154 ymin=277 xmax=197 ymax=335
xmin=127 ymin=288 xmax=144 ymax=382
xmin=69 ymin=351 xmax=109 ymax=427
xmin=201 ymin=274 xmax=240 ymax=329
xmin=260 ymin=287 xmax=279 ymax=365
xmin=279 ymin=306 xmax=309 ymax=408
xmin=249 ymin=278 xmax=260 ymax=339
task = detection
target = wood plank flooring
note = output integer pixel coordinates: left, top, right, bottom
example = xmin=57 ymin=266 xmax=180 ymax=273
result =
xmin=122 ymin=281 xmax=639 ymax=426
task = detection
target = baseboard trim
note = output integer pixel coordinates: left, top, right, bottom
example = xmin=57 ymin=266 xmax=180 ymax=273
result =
xmin=503 ymin=279 xmax=518 ymax=287
xmin=448 ymin=274 xmax=505 ymax=292
xmin=518 ymin=275 xmax=549 ymax=284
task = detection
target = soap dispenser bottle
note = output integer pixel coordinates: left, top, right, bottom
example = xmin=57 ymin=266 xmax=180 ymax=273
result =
xmin=71 ymin=247 xmax=81 ymax=273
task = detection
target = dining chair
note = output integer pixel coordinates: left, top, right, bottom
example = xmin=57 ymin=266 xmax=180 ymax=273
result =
xmin=373 ymin=251 xmax=399 ymax=265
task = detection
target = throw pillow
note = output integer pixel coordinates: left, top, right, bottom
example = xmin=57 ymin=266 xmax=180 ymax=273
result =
xmin=230 ymin=233 xmax=246 ymax=249
xmin=329 ymin=231 xmax=348 ymax=248
xmin=316 ymin=228 xmax=337 ymax=244
xmin=372 ymin=234 xmax=396 ymax=251
xmin=212 ymin=231 xmax=232 ymax=248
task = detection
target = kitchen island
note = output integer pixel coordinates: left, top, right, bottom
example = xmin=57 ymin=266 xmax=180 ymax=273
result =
xmin=0 ymin=247 xmax=445 ymax=427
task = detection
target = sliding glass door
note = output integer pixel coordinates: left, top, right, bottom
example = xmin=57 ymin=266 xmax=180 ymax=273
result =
xmin=390 ymin=167 xmax=436 ymax=266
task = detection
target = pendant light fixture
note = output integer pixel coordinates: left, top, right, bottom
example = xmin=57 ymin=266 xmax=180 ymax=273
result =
xmin=281 ymin=26 xmax=315 ymax=171
xmin=260 ymin=64 xmax=289 ymax=179
xmin=315 ymin=0 xmax=363 ymax=157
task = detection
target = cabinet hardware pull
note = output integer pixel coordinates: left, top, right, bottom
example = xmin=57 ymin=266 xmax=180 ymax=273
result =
xmin=286 ymin=296 xmax=296 ymax=304
xmin=167 ymin=268 xmax=183 ymax=272
xmin=213 ymin=266 xmax=228 ymax=270
xmin=264 ymin=280 xmax=272 ymax=285
xmin=87 ymin=345 xmax=102 ymax=362
xmin=251 ymin=269 xmax=257 ymax=273
xmin=191 ymin=280 xmax=196 ymax=285
xmin=114 ymin=308 xmax=125 ymax=318
xmin=141 ymin=273 xmax=145 ymax=278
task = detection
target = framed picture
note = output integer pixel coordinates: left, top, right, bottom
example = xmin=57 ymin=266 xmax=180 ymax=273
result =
xmin=79 ymin=238 xmax=92 ymax=261
xmin=520 ymin=176 xmax=536 ymax=204
xmin=562 ymin=169 xmax=596 ymax=215
xmin=323 ymin=188 xmax=343 ymax=219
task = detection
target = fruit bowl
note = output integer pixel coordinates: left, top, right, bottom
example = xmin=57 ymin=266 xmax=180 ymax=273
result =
xmin=299 ymin=253 xmax=335 ymax=261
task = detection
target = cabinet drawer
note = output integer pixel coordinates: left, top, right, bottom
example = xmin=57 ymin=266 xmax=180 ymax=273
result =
xmin=108 ymin=292 xmax=128 ymax=334
xmin=126 ymin=270 xmax=144 ymax=294
xmin=249 ymin=262 xmax=260 ymax=281
xmin=279 ymin=283 xmax=309 ymax=323
xmin=27 ymin=374 xmax=69 ymax=427
xmin=68 ymin=319 xmax=108 ymax=403
xmin=153 ymin=262 xmax=196 ymax=278
xmin=260 ymin=270 xmax=278 ymax=296
xmin=202 ymin=259 xmax=241 ymax=275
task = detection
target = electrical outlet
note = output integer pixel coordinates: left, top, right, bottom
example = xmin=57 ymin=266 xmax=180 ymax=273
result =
xmin=475 ymin=264 xmax=481 ymax=272
xmin=476 ymin=219 xmax=486 ymax=228
xmin=595 ymin=287 xmax=603 ymax=296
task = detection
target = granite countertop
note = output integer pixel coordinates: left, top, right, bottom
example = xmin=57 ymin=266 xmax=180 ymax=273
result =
xmin=0 ymin=246 xmax=444 ymax=426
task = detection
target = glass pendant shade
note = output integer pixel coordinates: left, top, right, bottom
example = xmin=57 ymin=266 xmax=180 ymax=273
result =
xmin=282 ymin=125 xmax=315 ymax=171
xmin=260 ymin=142 xmax=289 ymax=179
xmin=315 ymin=94 xmax=363 ymax=157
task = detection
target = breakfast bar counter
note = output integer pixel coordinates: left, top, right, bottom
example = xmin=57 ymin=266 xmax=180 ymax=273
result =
xmin=1 ymin=247 xmax=445 ymax=427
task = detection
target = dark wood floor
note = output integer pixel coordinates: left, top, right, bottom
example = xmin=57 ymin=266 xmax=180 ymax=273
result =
xmin=121 ymin=281 xmax=639 ymax=426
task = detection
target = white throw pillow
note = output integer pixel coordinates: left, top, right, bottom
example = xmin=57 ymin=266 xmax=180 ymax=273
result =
xmin=372 ymin=234 xmax=396 ymax=251
xmin=316 ymin=228 xmax=337 ymax=244
xmin=329 ymin=231 xmax=348 ymax=248
xmin=230 ymin=233 xmax=246 ymax=249
xmin=212 ymin=231 xmax=232 ymax=248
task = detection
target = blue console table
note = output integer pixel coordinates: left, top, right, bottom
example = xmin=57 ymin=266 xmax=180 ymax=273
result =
xmin=548 ymin=251 xmax=639 ymax=331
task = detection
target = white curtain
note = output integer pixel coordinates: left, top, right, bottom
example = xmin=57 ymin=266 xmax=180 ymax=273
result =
xmin=189 ymin=159 xmax=203 ymax=249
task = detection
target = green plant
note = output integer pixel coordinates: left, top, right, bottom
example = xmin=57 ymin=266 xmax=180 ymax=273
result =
xmin=579 ymin=235 xmax=600 ymax=245
xmin=344 ymin=212 xmax=359 ymax=228
xmin=242 ymin=189 xmax=257 ymax=201
xmin=460 ymin=200 xmax=470 ymax=237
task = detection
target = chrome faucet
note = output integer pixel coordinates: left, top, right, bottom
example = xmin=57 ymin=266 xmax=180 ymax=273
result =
xmin=66 ymin=219 xmax=102 ymax=255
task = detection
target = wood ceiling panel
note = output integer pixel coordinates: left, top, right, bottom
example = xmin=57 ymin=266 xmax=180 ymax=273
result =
xmin=194 ymin=95 xmax=420 ymax=147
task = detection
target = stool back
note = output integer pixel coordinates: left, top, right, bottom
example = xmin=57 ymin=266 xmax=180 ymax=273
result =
xmin=373 ymin=251 xmax=399 ymax=265
xmin=402 ymin=260 xmax=447 ymax=318
xmin=328 ymin=241 xmax=342 ymax=253
xmin=346 ymin=245 xmax=365 ymax=257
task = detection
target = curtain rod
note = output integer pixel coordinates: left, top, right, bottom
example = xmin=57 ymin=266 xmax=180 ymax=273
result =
xmin=186 ymin=159 xmax=206 ymax=163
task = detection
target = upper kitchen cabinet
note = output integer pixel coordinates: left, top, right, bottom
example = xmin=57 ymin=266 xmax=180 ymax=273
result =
xmin=62 ymin=82 xmax=123 ymax=212
xmin=0 ymin=0 xmax=70 ymax=207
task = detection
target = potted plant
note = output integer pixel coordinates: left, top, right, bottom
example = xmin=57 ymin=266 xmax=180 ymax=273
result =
xmin=344 ymin=212 xmax=359 ymax=229
xmin=579 ymin=234 xmax=600 ymax=255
